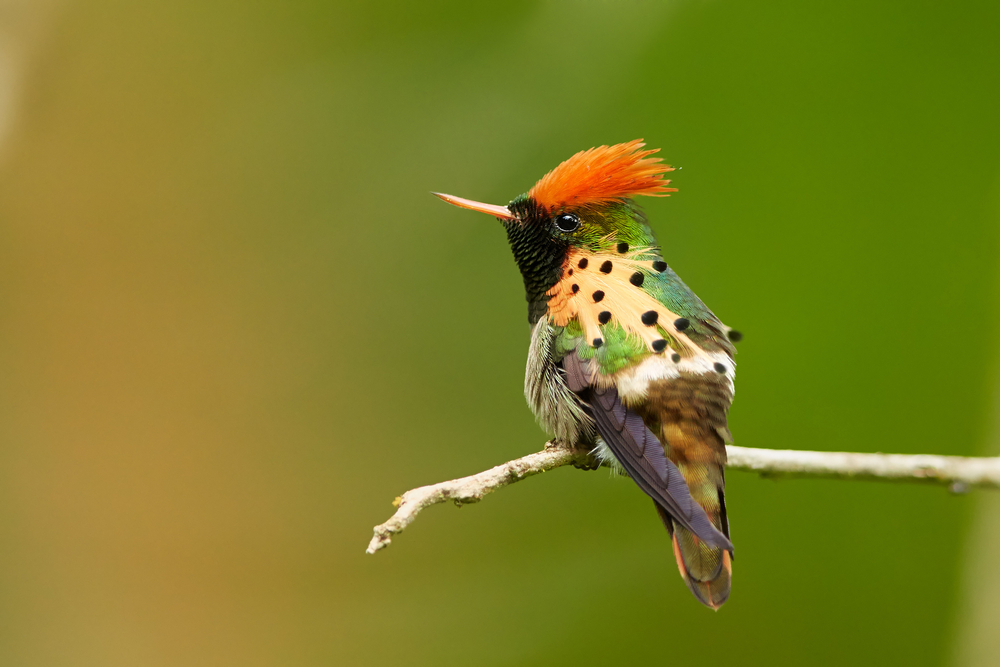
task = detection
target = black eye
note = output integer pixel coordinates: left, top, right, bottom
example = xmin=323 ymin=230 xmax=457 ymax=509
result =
xmin=555 ymin=213 xmax=580 ymax=232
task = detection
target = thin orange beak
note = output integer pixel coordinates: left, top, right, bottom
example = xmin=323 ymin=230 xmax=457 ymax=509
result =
xmin=432 ymin=192 xmax=515 ymax=220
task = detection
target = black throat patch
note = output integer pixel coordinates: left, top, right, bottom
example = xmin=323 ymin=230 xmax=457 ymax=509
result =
xmin=505 ymin=196 xmax=568 ymax=324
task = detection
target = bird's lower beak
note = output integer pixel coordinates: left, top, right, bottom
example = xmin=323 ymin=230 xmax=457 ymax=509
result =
xmin=433 ymin=192 xmax=514 ymax=220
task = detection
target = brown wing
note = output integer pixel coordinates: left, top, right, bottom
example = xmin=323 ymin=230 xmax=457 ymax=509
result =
xmin=562 ymin=351 xmax=733 ymax=552
xmin=638 ymin=372 xmax=734 ymax=609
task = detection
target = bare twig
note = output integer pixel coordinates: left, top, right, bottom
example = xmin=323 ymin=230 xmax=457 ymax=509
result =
xmin=366 ymin=442 xmax=1000 ymax=554
xmin=366 ymin=442 xmax=592 ymax=554
xmin=726 ymin=445 xmax=1000 ymax=489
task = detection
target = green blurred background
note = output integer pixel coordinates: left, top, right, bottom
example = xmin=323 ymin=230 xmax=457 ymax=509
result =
xmin=1 ymin=1 xmax=999 ymax=665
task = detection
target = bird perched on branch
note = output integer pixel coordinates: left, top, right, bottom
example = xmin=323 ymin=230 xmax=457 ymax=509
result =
xmin=435 ymin=140 xmax=740 ymax=609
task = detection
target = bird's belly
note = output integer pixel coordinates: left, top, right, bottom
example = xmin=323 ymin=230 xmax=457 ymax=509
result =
xmin=613 ymin=352 xmax=735 ymax=405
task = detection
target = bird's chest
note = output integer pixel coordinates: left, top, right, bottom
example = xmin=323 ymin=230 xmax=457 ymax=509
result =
xmin=523 ymin=320 xmax=593 ymax=443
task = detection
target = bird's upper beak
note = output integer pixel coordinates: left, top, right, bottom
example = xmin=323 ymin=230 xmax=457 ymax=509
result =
xmin=433 ymin=192 xmax=515 ymax=220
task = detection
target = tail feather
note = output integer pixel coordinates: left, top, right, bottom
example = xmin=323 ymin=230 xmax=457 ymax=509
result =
xmin=655 ymin=482 xmax=732 ymax=610
xmin=672 ymin=528 xmax=732 ymax=610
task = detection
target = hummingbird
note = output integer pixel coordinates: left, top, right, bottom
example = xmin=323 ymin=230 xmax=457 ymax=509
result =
xmin=434 ymin=140 xmax=739 ymax=609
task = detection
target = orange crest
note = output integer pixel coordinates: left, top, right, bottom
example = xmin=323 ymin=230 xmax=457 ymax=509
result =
xmin=528 ymin=139 xmax=677 ymax=211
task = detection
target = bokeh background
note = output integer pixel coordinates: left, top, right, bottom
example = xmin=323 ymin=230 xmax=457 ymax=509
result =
xmin=1 ymin=1 xmax=999 ymax=665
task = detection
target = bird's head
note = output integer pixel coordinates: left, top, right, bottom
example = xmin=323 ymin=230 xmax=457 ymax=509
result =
xmin=435 ymin=139 xmax=676 ymax=323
